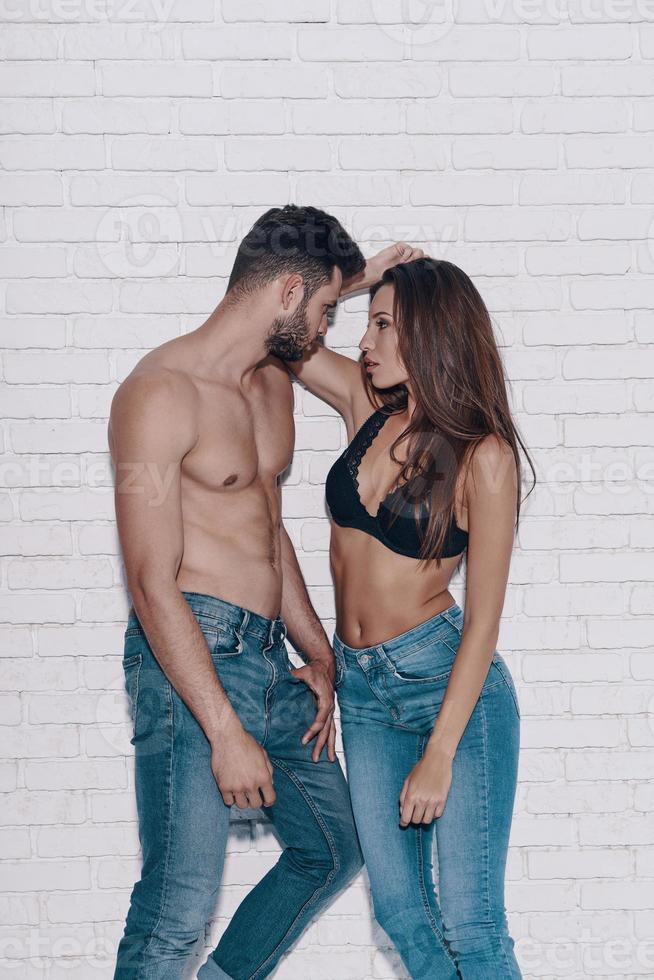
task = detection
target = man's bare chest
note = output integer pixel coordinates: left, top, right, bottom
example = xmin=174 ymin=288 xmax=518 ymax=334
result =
xmin=181 ymin=394 xmax=294 ymax=495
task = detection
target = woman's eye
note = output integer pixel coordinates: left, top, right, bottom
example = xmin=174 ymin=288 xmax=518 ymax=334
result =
xmin=377 ymin=319 xmax=388 ymax=329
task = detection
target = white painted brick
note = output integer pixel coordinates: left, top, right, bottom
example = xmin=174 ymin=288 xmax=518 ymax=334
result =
xmin=0 ymin=525 xmax=72 ymax=556
xmin=111 ymin=136 xmax=220 ymax=171
xmin=0 ymin=173 xmax=62 ymax=205
xmin=226 ymin=138 xmax=331 ymax=172
xmin=527 ymin=783 xmax=628 ymax=814
xmin=341 ymin=137 xmax=447 ymax=171
xmin=222 ymin=0 xmax=329 ymax=21
xmin=298 ymin=27 xmax=402 ymax=61
xmin=527 ymin=26 xmax=632 ymax=60
xmin=100 ymin=62 xmax=212 ymax=97
xmin=567 ymin=750 xmax=654 ymax=781
xmin=413 ymin=27 xmax=521 ymax=61
xmin=183 ymin=25 xmax=292 ymax=60
xmin=0 ymin=136 xmax=105 ymax=170
xmin=296 ymin=175 xmax=402 ymax=207
xmin=62 ymin=25 xmax=171 ymax=60
xmin=0 ymin=789 xmax=84 ymax=825
xmin=0 ymin=246 xmax=67 ymax=278
xmin=0 ymin=593 xmax=76 ymax=624
xmin=70 ymin=174 xmax=179 ymax=206
xmin=334 ymin=65 xmax=442 ymax=98
xmin=62 ymin=98 xmax=172 ymax=135
xmin=181 ymin=99 xmax=285 ymax=136
xmin=0 ymin=63 xmax=95 ymax=97
xmin=526 ymin=244 xmax=630 ymax=276
xmin=529 ymin=849 xmax=629 ymax=880
xmin=0 ymin=14 xmax=651 ymax=976
xmin=521 ymin=99 xmax=628 ymax=135
xmin=293 ymin=100 xmax=401 ymax=135
xmin=25 ymin=759 xmax=126 ymax=791
xmin=522 ymin=718 xmax=624 ymax=748
xmin=220 ymin=67 xmax=327 ymax=99
xmin=105 ymin=0 xmax=215 ymax=22
xmin=0 ymin=98 xmax=56 ymax=135
xmin=464 ymin=207 xmax=571 ymax=241
xmin=2 ymin=860 xmax=90 ymax=892
xmin=454 ymin=136 xmax=558 ymax=170
xmin=562 ymin=65 xmax=654 ymax=96
xmin=449 ymin=65 xmax=555 ymax=97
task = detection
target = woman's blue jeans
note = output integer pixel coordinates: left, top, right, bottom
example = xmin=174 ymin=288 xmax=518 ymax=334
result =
xmin=333 ymin=601 xmax=522 ymax=980
xmin=114 ymin=591 xmax=363 ymax=980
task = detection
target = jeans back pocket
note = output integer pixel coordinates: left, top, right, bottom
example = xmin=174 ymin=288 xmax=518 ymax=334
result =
xmin=123 ymin=652 xmax=143 ymax=732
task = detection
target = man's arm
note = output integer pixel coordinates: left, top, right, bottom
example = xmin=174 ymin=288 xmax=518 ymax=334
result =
xmin=278 ymin=511 xmax=338 ymax=763
xmin=109 ymin=368 xmax=275 ymax=809
xmin=279 ymin=524 xmax=333 ymax=672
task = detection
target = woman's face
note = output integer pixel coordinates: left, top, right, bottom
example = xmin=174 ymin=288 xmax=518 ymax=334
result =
xmin=359 ymin=283 xmax=408 ymax=389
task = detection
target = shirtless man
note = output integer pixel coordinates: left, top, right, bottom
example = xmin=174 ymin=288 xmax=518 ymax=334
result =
xmin=108 ymin=206 xmax=407 ymax=980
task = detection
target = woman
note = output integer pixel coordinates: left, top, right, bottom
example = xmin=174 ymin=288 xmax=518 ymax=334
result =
xmin=286 ymin=252 xmax=536 ymax=979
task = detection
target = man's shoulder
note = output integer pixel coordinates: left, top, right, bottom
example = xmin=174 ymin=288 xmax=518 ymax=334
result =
xmin=110 ymin=363 xmax=198 ymax=434
xmin=257 ymin=355 xmax=293 ymax=400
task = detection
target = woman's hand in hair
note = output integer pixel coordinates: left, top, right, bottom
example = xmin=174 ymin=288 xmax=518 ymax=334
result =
xmin=340 ymin=242 xmax=426 ymax=298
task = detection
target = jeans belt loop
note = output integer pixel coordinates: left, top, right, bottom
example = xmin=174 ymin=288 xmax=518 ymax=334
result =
xmin=236 ymin=610 xmax=249 ymax=654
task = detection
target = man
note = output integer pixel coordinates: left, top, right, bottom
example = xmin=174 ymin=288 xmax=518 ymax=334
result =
xmin=109 ymin=204 xmax=406 ymax=979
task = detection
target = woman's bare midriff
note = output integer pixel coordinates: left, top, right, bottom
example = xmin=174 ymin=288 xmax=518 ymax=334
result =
xmin=330 ymin=524 xmax=465 ymax=649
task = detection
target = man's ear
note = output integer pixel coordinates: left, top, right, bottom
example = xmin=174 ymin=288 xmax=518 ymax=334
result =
xmin=279 ymin=272 xmax=305 ymax=313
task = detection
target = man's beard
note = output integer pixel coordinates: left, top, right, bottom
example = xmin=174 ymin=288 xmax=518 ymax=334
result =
xmin=265 ymin=302 xmax=313 ymax=361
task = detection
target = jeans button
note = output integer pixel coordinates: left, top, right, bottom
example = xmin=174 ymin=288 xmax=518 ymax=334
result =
xmin=359 ymin=654 xmax=372 ymax=664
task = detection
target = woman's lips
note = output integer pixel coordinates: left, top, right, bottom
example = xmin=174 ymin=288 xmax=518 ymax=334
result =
xmin=365 ymin=360 xmax=379 ymax=372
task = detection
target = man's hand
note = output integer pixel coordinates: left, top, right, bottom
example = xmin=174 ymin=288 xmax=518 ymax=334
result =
xmin=291 ymin=658 xmax=337 ymax=764
xmin=210 ymin=713 xmax=276 ymax=809
xmin=340 ymin=242 xmax=426 ymax=297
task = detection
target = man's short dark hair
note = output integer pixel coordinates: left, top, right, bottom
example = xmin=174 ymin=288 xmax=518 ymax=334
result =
xmin=226 ymin=205 xmax=366 ymax=301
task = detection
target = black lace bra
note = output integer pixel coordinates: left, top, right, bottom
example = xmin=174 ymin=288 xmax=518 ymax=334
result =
xmin=325 ymin=407 xmax=469 ymax=560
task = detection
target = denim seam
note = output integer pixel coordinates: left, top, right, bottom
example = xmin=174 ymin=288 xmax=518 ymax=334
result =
xmin=368 ymin=664 xmax=401 ymax=720
xmin=260 ymin=636 xmax=278 ymax=747
xmin=441 ymin=610 xmax=463 ymax=635
xmin=492 ymin=661 xmax=521 ymax=719
xmin=415 ymin=734 xmax=459 ymax=971
xmin=124 ymin=655 xmax=142 ymax=732
xmin=139 ymin=679 xmax=174 ymax=975
xmin=479 ymin=696 xmax=514 ymax=977
xmin=247 ymin=758 xmax=340 ymax=980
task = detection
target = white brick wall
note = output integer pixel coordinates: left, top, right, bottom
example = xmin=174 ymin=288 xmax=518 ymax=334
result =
xmin=1 ymin=2 xmax=652 ymax=977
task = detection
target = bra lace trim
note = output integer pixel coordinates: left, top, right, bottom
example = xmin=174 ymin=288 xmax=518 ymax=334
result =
xmin=345 ymin=410 xmax=389 ymax=507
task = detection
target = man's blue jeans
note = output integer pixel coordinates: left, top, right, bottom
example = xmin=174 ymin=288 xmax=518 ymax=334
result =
xmin=114 ymin=591 xmax=363 ymax=980
xmin=333 ymin=601 xmax=522 ymax=980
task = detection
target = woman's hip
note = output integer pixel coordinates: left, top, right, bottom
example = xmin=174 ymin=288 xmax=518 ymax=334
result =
xmin=333 ymin=602 xmax=520 ymax=735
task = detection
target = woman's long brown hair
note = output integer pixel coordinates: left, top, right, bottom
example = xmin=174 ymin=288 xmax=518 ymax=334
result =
xmin=363 ymin=257 xmax=537 ymax=566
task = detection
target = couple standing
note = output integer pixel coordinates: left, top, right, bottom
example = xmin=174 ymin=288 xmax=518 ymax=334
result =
xmin=110 ymin=205 xmax=532 ymax=979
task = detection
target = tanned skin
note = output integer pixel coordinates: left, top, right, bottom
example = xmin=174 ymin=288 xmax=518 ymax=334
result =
xmin=108 ymin=265 xmax=361 ymax=810
xmin=286 ymin=244 xmax=519 ymax=829
xmin=109 ymin=243 xmax=443 ymax=812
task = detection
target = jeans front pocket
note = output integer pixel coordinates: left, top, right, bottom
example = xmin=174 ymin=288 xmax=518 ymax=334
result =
xmin=380 ymin=638 xmax=454 ymax=685
xmin=333 ymin=646 xmax=346 ymax=690
xmin=200 ymin=619 xmax=241 ymax=660
xmin=376 ymin=639 xmax=457 ymax=731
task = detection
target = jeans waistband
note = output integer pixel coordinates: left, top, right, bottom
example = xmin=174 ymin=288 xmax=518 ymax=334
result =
xmin=127 ymin=590 xmax=287 ymax=648
xmin=333 ymin=601 xmax=464 ymax=660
